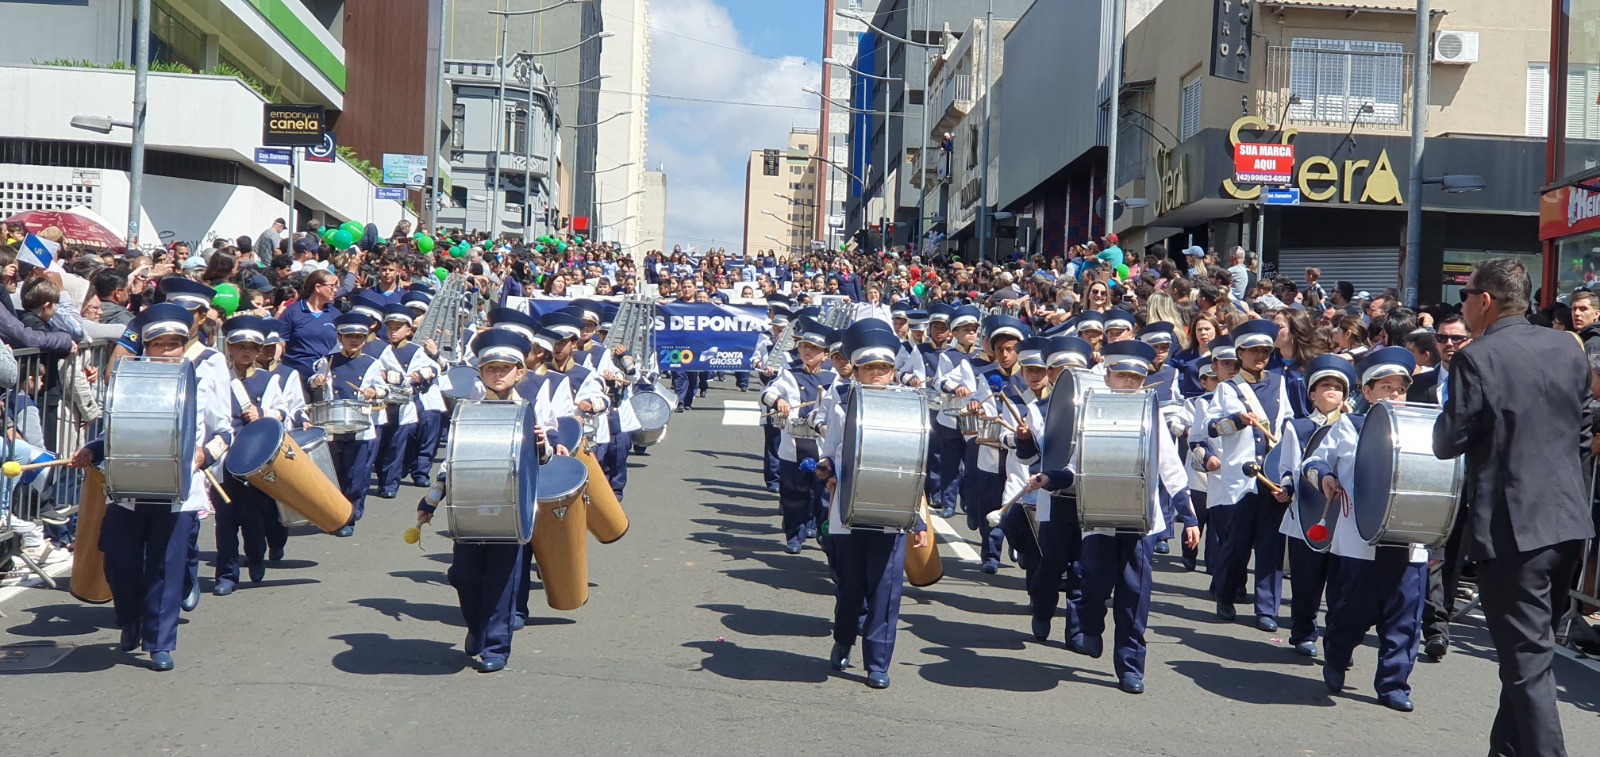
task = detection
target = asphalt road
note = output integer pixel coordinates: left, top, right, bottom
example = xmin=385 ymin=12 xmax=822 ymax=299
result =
xmin=3 ymin=381 xmax=1599 ymax=756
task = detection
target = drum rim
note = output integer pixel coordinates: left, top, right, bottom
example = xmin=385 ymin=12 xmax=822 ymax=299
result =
xmin=104 ymin=357 xmax=199 ymax=498
xmin=536 ymin=456 xmax=589 ymax=502
xmin=1353 ymin=400 xmax=1401 ymax=544
xmin=224 ymin=417 xmax=288 ymax=478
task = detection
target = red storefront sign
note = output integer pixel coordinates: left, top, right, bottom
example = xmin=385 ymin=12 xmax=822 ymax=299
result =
xmin=1539 ymin=185 xmax=1600 ymax=240
xmin=1233 ymin=143 xmax=1295 ymax=185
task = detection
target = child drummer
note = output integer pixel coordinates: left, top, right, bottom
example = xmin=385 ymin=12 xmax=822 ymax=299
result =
xmin=813 ymin=321 xmax=929 ymax=690
xmin=1024 ymin=341 xmax=1197 ymax=694
xmin=212 ymin=315 xmax=283 ymax=596
xmin=1304 ymin=346 xmax=1429 ymax=713
xmin=416 ymin=329 xmax=552 ymax=673
xmin=308 ymin=313 xmax=389 ymax=537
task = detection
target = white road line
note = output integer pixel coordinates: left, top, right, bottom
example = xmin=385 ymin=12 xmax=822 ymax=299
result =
xmin=722 ymin=399 xmax=761 ymax=427
xmin=931 ymin=515 xmax=980 ymax=563
xmin=0 ymin=558 xmax=73 ymax=608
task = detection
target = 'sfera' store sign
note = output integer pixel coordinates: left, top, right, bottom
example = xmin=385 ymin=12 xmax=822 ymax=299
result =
xmin=263 ymin=104 xmax=326 ymax=147
xmin=1221 ymin=116 xmax=1403 ymax=206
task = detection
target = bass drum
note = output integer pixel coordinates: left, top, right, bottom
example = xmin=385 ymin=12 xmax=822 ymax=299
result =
xmin=104 ymin=357 xmax=197 ymax=502
xmin=444 ymin=400 xmax=540 ymax=544
xmin=630 ymin=389 xmax=672 ymax=447
xmin=1074 ymin=389 xmax=1159 ymax=533
xmin=838 ymin=385 xmax=929 ymax=531
xmin=1042 ymin=368 xmax=1096 ymax=478
xmin=1353 ymin=401 xmax=1464 ymax=549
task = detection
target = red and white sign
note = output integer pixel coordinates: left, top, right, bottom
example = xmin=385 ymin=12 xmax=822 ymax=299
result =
xmin=1540 ymin=185 xmax=1600 ymax=240
xmin=1233 ymin=143 xmax=1295 ymax=185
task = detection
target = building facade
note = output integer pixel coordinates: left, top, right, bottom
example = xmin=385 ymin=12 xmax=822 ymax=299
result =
xmin=1539 ymin=0 xmax=1600 ymax=300
xmin=437 ymin=57 xmax=561 ymax=239
xmin=593 ymin=0 xmax=651 ymax=253
xmin=817 ymin=0 xmax=868 ymax=249
xmin=743 ymin=129 xmax=820 ymax=259
xmin=639 ymin=168 xmax=668 ymax=256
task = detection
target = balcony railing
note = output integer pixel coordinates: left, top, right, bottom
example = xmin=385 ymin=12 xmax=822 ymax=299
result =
xmin=1264 ymin=46 xmax=1412 ymax=132
xmin=936 ymin=73 xmax=974 ymax=130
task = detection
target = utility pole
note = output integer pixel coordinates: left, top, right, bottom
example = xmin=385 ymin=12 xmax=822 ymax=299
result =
xmin=1103 ymin=0 xmax=1124 ymax=239
xmin=430 ymin=0 xmax=447 ymax=231
xmin=977 ymin=0 xmax=994 ymax=263
xmin=1403 ymin=0 xmax=1430 ymax=307
xmin=489 ymin=23 xmax=509 ymax=239
xmin=128 ymin=0 xmax=151 ymax=248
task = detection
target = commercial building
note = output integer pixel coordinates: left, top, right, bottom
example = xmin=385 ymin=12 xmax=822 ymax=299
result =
xmin=1539 ymin=0 xmax=1600 ymax=300
xmin=593 ymin=0 xmax=652 ymax=255
xmin=743 ymin=129 xmax=820 ymax=259
xmin=1001 ymin=0 xmax=1546 ymax=303
xmin=1 ymin=0 xmax=417 ymax=250
xmin=639 ymin=168 xmax=668 ymax=255
xmin=437 ymin=56 xmax=561 ymax=239
xmin=816 ymin=0 xmax=868 ymax=249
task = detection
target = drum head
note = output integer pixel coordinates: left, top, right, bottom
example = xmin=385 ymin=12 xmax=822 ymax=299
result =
xmin=537 ymin=455 xmax=589 ymax=502
xmin=441 ymin=365 xmax=480 ymax=400
xmin=1042 ymin=369 xmax=1079 ymax=472
xmin=1352 ymin=401 xmax=1399 ymax=544
xmin=225 ymin=418 xmax=287 ymax=478
xmin=554 ymin=416 xmax=583 ymax=451
xmin=838 ymin=386 xmax=862 ymax=508
xmin=1265 ymin=419 xmax=1301 ymax=506
xmin=631 ymin=391 xmax=671 ymax=427
xmin=289 ymin=427 xmax=327 ymax=453
xmin=1294 ymin=424 xmax=1336 ymax=550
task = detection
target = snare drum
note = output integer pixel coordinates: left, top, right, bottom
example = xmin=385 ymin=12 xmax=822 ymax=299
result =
xmin=630 ymin=389 xmax=673 ymax=447
xmin=787 ymin=417 xmax=821 ymax=440
xmin=837 ymin=385 xmax=930 ymax=531
xmin=103 ymin=357 xmax=198 ymax=502
xmin=532 ymin=456 xmax=589 ymax=611
xmin=1352 ymin=401 xmax=1464 ymax=549
xmin=951 ymin=409 xmax=986 ymax=435
xmin=973 ymin=418 xmax=1005 ymax=446
xmin=310 ymin=400 xmax=373 ymax=435
xmin=1075 ymin=389 xmax=1159 ymax=533
xmin=225 ymin=418 xmax=353 ymax=533
xmin=384 ymin=382 xmax=415 ymax=406
xmin=443 ymin=400 xmax=540 ymax=544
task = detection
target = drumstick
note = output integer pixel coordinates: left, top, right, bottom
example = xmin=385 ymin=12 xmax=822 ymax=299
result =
xmin=997 ymin=392 xmax=1023 ymax=426
xmin=1240 ymin=462 xmax=1283 ymax=496
xmin=1251 ymin=419 xmax=1280 ymax=447
xmin=765 ymin=398 xmax=821 ymax=417
xmin=986 ymin=488 xmax=1030 ymax=528
xmin=203 ymin=469 xmax=233 ymax=504
xmin=0 ymin=459 xmax=73 ymax=478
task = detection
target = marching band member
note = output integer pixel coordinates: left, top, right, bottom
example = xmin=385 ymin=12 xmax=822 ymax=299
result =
xmin=258 ymin=318 xmax=307 ymax=562
xmin=813 ymin=321 xmax=930 ymax=689
xmin=1310 ymin=346 xmax=1428 ymax=713
xmin=753 ymin=299 xmax=792 ymax=491
xmin=996 ymin=337 xmax=1053 ymax=602
xmin=1138 ymin=322 xmax=1181 ymax=404
xmin=1025 ymin=340 xmax=1197 ymax=694
xmin=404 ymin=291 xmax=448 ymax=488
xmin=546 ymin=308 xmax=608 ymax=442
xmin=416 ymin=329 xmax=553 ymax=673
xmin=1277 ymin=354 xmax=1359 ymax=658
xmin=1075 ymin=311 xmax=1106 ymax=366
xmin=1179 ymin=353 xmax=1222 ymax=573
xmin=212 ymin=315 xmax=279 ymax=595
xmin=964 ymin=314 xmax=1030 ymax=573
xmin=375 ymin=304 xmax=438 ymax=499
xmin=70 ymin=303 xmax=233 ymax=671
xmin=930 ymin=305 xmax=982 ymax=519
xmin=761 ymin=316 xmax=834 ymax=553
xmin=1203 ymin=319 xmax=1293 ymax=630
xmin=596 ymin=305 xmax=641 ymax=500
xmin=310 ymin=313 xmax=389 ymax=537
xmin=569 ymin=298 xmax=608 ymax=370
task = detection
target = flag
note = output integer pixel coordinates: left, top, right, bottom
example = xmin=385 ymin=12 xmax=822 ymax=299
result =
xmin=20 ymin=448 xmax=56 ymax=495
xmin=18 ymin=233 xmax=58 ymax=270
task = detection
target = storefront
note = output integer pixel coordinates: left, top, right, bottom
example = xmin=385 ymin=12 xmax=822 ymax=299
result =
xmin=1541 ymin=0 xmax=1600 ymax=301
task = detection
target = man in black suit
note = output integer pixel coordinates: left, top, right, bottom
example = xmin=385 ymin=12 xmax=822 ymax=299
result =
xmin=1434 ymin=258 xmax=1592 ymax=757
xmin=1418 ymin=313 xmax=1471 ymax=658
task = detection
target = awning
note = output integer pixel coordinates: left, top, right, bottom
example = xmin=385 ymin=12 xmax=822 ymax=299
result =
xmin=1261 ymin=1 xmax=1418 ymax=14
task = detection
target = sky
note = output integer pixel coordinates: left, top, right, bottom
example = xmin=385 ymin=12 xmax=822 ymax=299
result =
xmin=645 ymin=0 xmax=825 ymax=253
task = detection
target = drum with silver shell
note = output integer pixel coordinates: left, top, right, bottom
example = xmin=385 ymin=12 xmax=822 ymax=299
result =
xmin=629 ymin=388 xmax=674 ymax=447
xmin=1042 ymin=368 xmax=1096 ymax=492
xmin=1352 ymin=400 xmax=1464 ymax=549
xmin=384 ymin=382 xmax=415 ymax=406
xmin=443 ymin=399 xmax=540 ymax=544
xmin=310 ymin=400 xmax=373 ymax=435
xmin=103 ymin=357 xmax=198 ymax=502
xmin=1074 ymin=388 xmax=1159 ymax=533
xmin=837 ymin=385 xmax=930 ymax=531
xmin=787 ymin=416 xmax=822 ymax=440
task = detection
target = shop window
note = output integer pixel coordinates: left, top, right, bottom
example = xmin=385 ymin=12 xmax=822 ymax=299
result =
xmin=1179 ymin=78 xmax=1202 ymax=142
xmin=1287 ymin=38 xmax=1406 ymax=126
xmin=1557 ymin=234 xmax=1600 ymax=294
xmin=149 ymin=0 xmax=206 ymax=72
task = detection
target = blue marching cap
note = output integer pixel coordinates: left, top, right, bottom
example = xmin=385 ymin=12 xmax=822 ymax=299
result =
xmin=794 ymin=305 xmax=822 ymax=320
xmin=1232 ymin=319 xmax=1281 ymax=351
xmin=335 ymin=312 xmax=376 ymax=335
xmin=541 ymin=310 xmax=585 ymax=340
xmin=1103 ymin=340 xmax=1158 ymax=377
xmin=1137 ymin=321 xmax=1176 ymax=346
xmin=1016 ymin=336 xmax=1050 ymax=368
xmin=140 ymin=303 xmax=195 ymax=341
xmin=1103 ymin=308 xmax=1136 ymax=333
xmin=1048 ymin=336 xmax=1094 ymax=369
xmin=767 ymin=295 xmax=793 ymax=316
xmin=471 ymin=329 xmax=532 ymax=367
xmin=793 ymin=316 xmax=831 ymax=348
xmin=843 ymin=321 xmax=901 ymax=366
xmin=769 ymin=310 xmax=791 ymax=326
xmin=891 ymin=300 xmax=912 ymax=314
xmin=222 ymin=315 xmax=268 ymax=345
xmin=927 ymin=303 xmax=954 ymax=324
xmin=1074 ymin=311 xmax=1106 ymax=333
xmin=261 ymin=317 xmax=286 ymax=345
xmin=348 ymin=292 xmax=386 ymax=322
xmin=570 ymin=298 xmax=603 ymax=324
xmin=1358 ymin=346 xmax=1416 ymax=387
xmin=906 ymin=309 xmax=930 ymax=328
xmin=402 ymin=291 xmax=432 ymax=311
xmin=950 ymin=305 xmax=982 ymax=329
xmin=1210 ymin=335 xmax=1238 ymax=363
xmin=982 ymin=314 xmax=1029 ymax=345
xmin=1306 ymin=354 xmax=1358 ymax=394
xmin=599 ymin=304 xmax=619 ymax=331
xmin=159 ymin=277 xmax=215 ymax=312
xmin=382 ymin=303 xmax=414 ymax=324
xmin=1197 ymin=355 xmax=1218 ymax=378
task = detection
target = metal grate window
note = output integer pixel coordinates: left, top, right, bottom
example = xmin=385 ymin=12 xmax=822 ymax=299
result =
xmin=0 ymin=181 xmax=96 ymax=219
xmin=1288 ymin=38 xmax=1406 ymax=125
xmin=1566 ymin=64 xmax=1600 ymax=141
xmin=1179 ymin=79 xmax=1202 ymax=142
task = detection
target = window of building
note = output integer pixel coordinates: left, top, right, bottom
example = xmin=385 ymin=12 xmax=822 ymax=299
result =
xmin=150 ymin=0 xmax=206 ymax=72
xmin=451 ymin=103 xmax=465 ymax=150
xmin=1528 ymin=63 xmax=1549 ymax=138
xmin=1287 ymin=37 xmax=1406 ymax=125
xmin=909 ymin=89 xmax=924 ymax=106
xmin=503 ymin=105 xmax=528 ymax=154
xmin=791 ymin=166 xmax=803 ymax=175
xmin=1179 ymin=77 xmax=1202 ymax=142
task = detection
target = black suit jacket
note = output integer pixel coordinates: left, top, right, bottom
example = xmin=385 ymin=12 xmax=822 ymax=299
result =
xmin=1407 ymin=369 xmax=1440 ymax=404
xmin=1433 ymin=316 xmax=1596 ymax=560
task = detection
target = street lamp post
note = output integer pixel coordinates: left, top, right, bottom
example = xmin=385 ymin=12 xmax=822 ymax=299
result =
xmin=128 ymin=0 xmax=151 ymax=248
xmin=1403 ymin=0 xmax=1430 ymax=307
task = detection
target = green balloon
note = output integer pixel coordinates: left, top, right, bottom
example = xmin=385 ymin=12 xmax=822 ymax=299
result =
xmin=434 ymin=266 xmax=448 ymax=282
xmin=449 ymin=244 xmax=467 ymax=259
xmin=574 ymin=235 xmax=584 ymax=245
xmin=415 ymin=235 xmax=435 ymax=254
xmin=212 ymin=283 xmax=240 ymax=316
xmin=319 ymin=227 xmax=334 ymax=241
xmin=557 ymin=242 xmax=568 ymax=253
xmin=341 ymin=221 xmax=364 ymax=244
xmin=329 ymin=229 xmax=354 ymax=249
xmin=913 ymin=283 xmax=926 ymax=298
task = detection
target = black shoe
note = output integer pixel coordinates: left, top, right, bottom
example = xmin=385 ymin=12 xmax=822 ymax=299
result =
xmin=465 ymin=634 xmax=482 ymax=657
xmin=269 ymin=547 xmax=285 ymax=562
xmin=1255 ymin=616 xmax=1279 ymax=633
xmin=1152 ymin=540 xmax=1170 ymax=555
xmin=981 ymin=559 xmax=999 ymax=574
xmin=1322 ymin=664 xmax=1345 ymax=694
xmin=1423 ymin=635 xmax=1448 ymax=661
xmin=1294 ymin=641 xmax=1319 ymax=658
xmin=181 ymin=585 xmax=200 ymax=612
xmin=1216 ymin=602 xmax=1236 ymax=622
xmin=38 ymin=505 xmax=77 ymax=526
xmin=1181 ymin=556 xmax=1197 ymax=572
xmin=866 ymin=671 xmax=890 ymax=689
xmin=149 ymin=651 xmax=174 ymax=671
xmin=1380 ymin=693 xmax=1414 ymax=713
xmin=1031 ymin=617 xmax=1050 ymax=642
xmin=1068 ymin=634 xmax=1103 ymax=659
xmin=938 ymin=506 xmax=955 ymax=519
xmin=784 ymin=542 xmax=802 ymax=555
xmin=379 ymin=489 xmax=398 ymax=499
xmin=805 ymin=526 xmax=818 ymax=539
xmin=212 ymin=579 xmax=236 ymax=597
xmin=766 ymin=482 xmax=780 ymax=493
xmin=411 ymin=476 xmax=430 ymax=488
xmin=120 ymin=625 xmax=140 ymax=652
xmin=1119 ymin=675 xmax=1145 ymax=694
xmin=675 ymin=407 xmax=685 ymax=414
xmin=829 ymin=642 xmax=851 ymax=671
xmin=479 ymin=657 xmax=506 ymax=673
xmin=248 ymin=565 xmax=265 ymax=583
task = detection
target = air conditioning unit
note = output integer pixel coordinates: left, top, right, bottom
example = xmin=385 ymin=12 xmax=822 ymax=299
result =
xmin=1434 ymin=31 xmax=1479 ymax=65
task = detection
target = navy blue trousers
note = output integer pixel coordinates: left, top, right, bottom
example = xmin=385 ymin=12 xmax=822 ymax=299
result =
xmin=599 ymin=412 xmax=630 ymax=499
xmin=1031 ymin=502 xmax=1083 ymax=627
xmin=449 ymin=541 xmax=522 ymax=662
xmin=330 ymin=438 xmax=377 ymax=521
xmin=375 ymin=421 xmax=416 ymax=494
xmin=961 ymin=459 xmax=1005 ymax=564
xmin=1286 ymin=537 xmax=1336 ymax=646
xmin=101 ymin=504 xmax=195 ymax=653
xmin=1210 ymin=492 xmax=1286 ymax=618
xmin=762 ymin=425 xmax=781 ymax=487
xmin=182 ymin=512 xmax=200 ymax=599
xmin=777 ymin=455 xmax=822 ymax=548
xmin=263 ymin=500 xmax=289 ymax=553
xmin=1325 ymin=549 xmax=1425 ymax=701
xmin=214 ymin=478 xmax=271 ymax=584
xmin=829 ymin=529 xmax=907 ymax=675
xmin=1075 ymin=532 xmax=1155 ymax=682
xmin=734 ymin=371 xmax=750 ymax=390
xmin=1182 ymin=491 xmax=1217 ymax=568
xmin=999 ymin=501 xmax=1040 ymax=571
xmin=408 ymin=409 xmax=444 ymax=482
xmin=928 ymin=423 xmax=964 ymax=512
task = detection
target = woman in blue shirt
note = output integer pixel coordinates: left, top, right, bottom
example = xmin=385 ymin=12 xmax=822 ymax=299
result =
xmin=278 ymin=271 xmax=340 ymax=393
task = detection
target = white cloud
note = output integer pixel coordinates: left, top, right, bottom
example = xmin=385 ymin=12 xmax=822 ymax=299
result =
xmin=645 ymin=0 xmax=819 ymax=253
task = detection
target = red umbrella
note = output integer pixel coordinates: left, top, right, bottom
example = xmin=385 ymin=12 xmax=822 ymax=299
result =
xmin=2 ymin=209 xmax=126 ymax=250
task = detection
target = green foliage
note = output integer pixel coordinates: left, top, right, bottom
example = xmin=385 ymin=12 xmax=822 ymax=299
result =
xmin=336 ymin=146 xmax=385 ymax=186
xmin=37 ymin=58 xmax=282 ymax=102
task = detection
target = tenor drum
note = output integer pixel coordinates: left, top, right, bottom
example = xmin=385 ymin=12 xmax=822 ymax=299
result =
xmin=310 ymin=400 xmax=372 ymax=435
xmin=225 ymin=418 xmax=353 ymax=533
xmin=103 ymin=357 xmax=197 ymax=502
xmin=439 ymin=365 xmax=480 ymax=403
xmin=787 ymin=417 xmax=821 ymax=440
xmin=1352 ymin=401 xmax=1464 ymax=549
xmin=532 ymin=456 xmax=589 ymax=611
xmin=274 ymin=428 xmax=335 ymax=528
xmin=443 ymin=400 xmax=540 ymax=544
xmin=1075 ymin=389 xmax=1159 ymax=533
xmin=838 ymin=385 xmax=930 ymax=531
xmin=1042 ymin=368 xmax=1096 ymax=483
xmin=630 ymin=389 xmax=673 ymax=447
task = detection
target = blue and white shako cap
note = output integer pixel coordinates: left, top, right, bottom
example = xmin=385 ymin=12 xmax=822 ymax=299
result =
xmin=767 ymin=294 xmax=793 ymax=316
xmin=1137 ymin=321 xmax=1176 ymax=347
xmin=1357 ymin=346 xmax=1416 ymax=387
xmin=1306 ymin=353 xmax=1358 ymax=394
xmin=1232 ymin=318 xmax=1281 ymax=352
xmin=1102 ymin=340 xmax=1157 ymax=377
xmin=950 ymin=304 xmax=982 ymax=329
xmin=1197 ymin=355 xmax=1218 ymax=378
xmin=222 ymin=314 xmax=268 ymax=345
xmin=402 ymin=290 xmax=431 ymax=312
xmin=335 ymin=312 xmax=376 ymax=336
xmin=158 ymin=276 xmax=214 ymax=312
xmin=794 ymin=305 xmax=822 ymax=320
xmin=541 ymin=309 xmax=585 ymax=341
xmin=1048 ymin=335 xmax=1094 ymax=370
xmin=1016 ymin=336 xmax=1049 ymax=368
xmin=907 ymin=309 xmax=930 ymax=329
xmin=599 ymin=304 xmax=618 ymax=331
xmin=348 ymin=291 xmax=386 ymax=323
xmin=793 ymin=316 xmax=831 ymax=348
xmin=1075 ymin=311 xmax=1105 ymax=334
xmin=471 ymin=329 xmax=532 ymax=367
xmin=261 ymin=317 xmax=286 ymax=345
xmin=927 ymin=303 xmax=954 ymax=325
xmin=1209 ymin=335 xmax=1237 ymax=363
xmin=489 ymin=307 xmax=540 ymax=343
xmin=982 ymin=314 xmax=1029 ymax=346
xmin=570 ymin=298 xmax=602 ymax=325
xmin=769 ymin=309 xmax=791 ymax=326
xmin=1103 ymin=308 xmax=1136 ymax=334
xmin=891 ymin=300 xmax=912 ymax=321
xmin=823 ymin=326 xmax=845 ymax=356
xmin=382 ymin=303 xmax=414 ymax=325
xmin=842 ymin=321 xmax=901 ymax=366
xmin=140 ymin=302 xmax=196 ymax=341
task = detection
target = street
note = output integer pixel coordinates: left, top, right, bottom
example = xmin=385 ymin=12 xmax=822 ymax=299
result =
xmin=3 ymin=382 xmax=1599 ymax=757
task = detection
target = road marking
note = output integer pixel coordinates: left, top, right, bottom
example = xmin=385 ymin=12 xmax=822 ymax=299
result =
xmin=931 ymin=515 xmax=980 ymax=563
xmin=0 ymin=558 xmax=73 ymax=609
xmin=722 ymin=400 xmax=761 ymax=427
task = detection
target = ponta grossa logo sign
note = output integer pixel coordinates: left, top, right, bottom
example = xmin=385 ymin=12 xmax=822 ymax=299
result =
xmin=660 ymin=348 xmax=696 ymax=366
